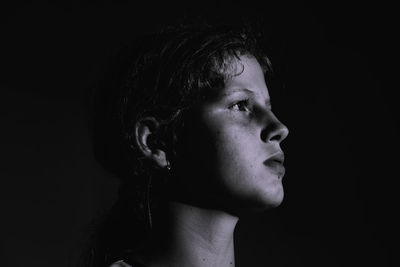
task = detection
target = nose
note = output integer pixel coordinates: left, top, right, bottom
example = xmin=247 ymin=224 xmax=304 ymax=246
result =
xmin=260 ymin=112 xmax=289 ymax=143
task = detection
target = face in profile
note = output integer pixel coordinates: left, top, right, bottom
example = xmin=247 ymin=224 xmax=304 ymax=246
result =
xmin=171 ymin=54 xmax=289 ymax=215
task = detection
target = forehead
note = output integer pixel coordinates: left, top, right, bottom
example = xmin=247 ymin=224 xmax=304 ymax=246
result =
xmin=223 ymin=55 xmax=270 ymax=99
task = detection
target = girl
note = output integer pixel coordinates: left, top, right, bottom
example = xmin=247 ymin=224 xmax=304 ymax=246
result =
xmin=89 ymin=22 xmax=289 ymax=267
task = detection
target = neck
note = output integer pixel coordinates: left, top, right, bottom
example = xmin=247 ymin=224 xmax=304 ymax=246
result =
xmin=144 ymin=201 xmax=239 ymax=267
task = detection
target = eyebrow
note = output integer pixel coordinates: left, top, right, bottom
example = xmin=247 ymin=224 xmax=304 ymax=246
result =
xmin=222 ymin=88 xmax=254 ymax=96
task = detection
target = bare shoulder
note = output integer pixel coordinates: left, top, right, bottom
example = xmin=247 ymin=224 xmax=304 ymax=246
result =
xmin=109 ymin=260 xmax=133 ymax=267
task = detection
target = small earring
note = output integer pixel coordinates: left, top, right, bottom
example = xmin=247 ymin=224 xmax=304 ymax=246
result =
xmin=166 ymin=161 xmax=171 ymax=171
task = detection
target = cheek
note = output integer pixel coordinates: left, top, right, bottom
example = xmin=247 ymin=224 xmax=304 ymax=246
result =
xmin=174 ymin=118 xmax=255 ymax=188
xmin=212 ymin=126 xmax=261 ymax=187
xmin=213 ymin=126 xmax=284 ymax=209
xmin=174 ymin=112 xmax=283 ymax=211
xmin=213 ymin=120 xmax=259 ymax=163
xmin=195 ymin=112 xmax=260 ymax=180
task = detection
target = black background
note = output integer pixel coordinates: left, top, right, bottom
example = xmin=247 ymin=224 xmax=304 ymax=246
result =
xmin=1 ymin=1 xmax=398 ymax=266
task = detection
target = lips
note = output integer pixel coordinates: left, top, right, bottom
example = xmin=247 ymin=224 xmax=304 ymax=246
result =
xmin=266 ymin=152 xmax=285 ymax=164
xmin=264 ymin=152 xmax=285 ymax=178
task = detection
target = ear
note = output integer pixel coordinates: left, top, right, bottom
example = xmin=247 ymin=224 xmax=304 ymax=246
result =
xmin=135 ymin=117 xmax=168 ymax=168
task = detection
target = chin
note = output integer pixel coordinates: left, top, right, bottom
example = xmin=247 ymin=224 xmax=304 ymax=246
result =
xmin=254 ymin=187 xmax=285 ymax=211
xmin=230 ymin=188 xmax=284 ymax=216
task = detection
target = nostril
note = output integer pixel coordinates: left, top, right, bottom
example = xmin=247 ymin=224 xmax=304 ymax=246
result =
xmin=270 ymin=134 xmax=282 ymax=142
xmin=261 ymin=122 xmax=289 ymax=143
xmin=272 ymin=125 xmax=289 ymax=143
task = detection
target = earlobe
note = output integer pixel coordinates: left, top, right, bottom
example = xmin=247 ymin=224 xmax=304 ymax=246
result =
xmin=135 ymin=117 xmax=168 ymax=168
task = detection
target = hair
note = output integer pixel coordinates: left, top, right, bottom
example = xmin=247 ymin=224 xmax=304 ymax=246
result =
xmin=85 ymin=21 xmax=273 ymax=267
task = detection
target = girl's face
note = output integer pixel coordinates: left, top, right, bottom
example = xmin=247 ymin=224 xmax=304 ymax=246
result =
xmin=173 ymin=55 xmax=289 ymax=215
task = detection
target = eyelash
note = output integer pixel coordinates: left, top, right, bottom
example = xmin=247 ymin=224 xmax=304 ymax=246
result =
xmin=229 ymin=99 xmax=250 ymax=112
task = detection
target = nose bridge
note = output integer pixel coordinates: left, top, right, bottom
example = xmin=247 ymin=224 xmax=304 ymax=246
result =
xmin=260 ymin=109 xmax=289 ymax=143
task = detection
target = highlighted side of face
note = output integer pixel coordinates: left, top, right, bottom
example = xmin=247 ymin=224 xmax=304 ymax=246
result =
xmin=173 ymin=55 xmax=289 ymax=215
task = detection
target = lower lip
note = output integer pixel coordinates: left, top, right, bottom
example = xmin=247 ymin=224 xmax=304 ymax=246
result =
xmin=264 ymin=161 xmax=285 ymax=178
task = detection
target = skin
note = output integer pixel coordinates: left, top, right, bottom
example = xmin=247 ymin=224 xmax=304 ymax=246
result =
xmin=135 ymin=54 xmax=288 ymax=267
xmin=173 ymin=54 xmax=289 ymax=214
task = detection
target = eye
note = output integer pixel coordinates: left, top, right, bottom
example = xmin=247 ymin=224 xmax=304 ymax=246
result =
xmin=229 ymin=99 xmax=250 ymax=112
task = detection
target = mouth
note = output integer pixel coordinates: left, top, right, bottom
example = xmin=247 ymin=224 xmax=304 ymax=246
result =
xmin=264 ymin=152 xmax=285 ymax=178
xmin=266 ymin=152 xmax=285 ymax=164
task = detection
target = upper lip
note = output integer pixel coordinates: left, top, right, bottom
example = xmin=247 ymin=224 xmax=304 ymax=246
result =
xmin=265 ymin=151 xmax=285 ymax=164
